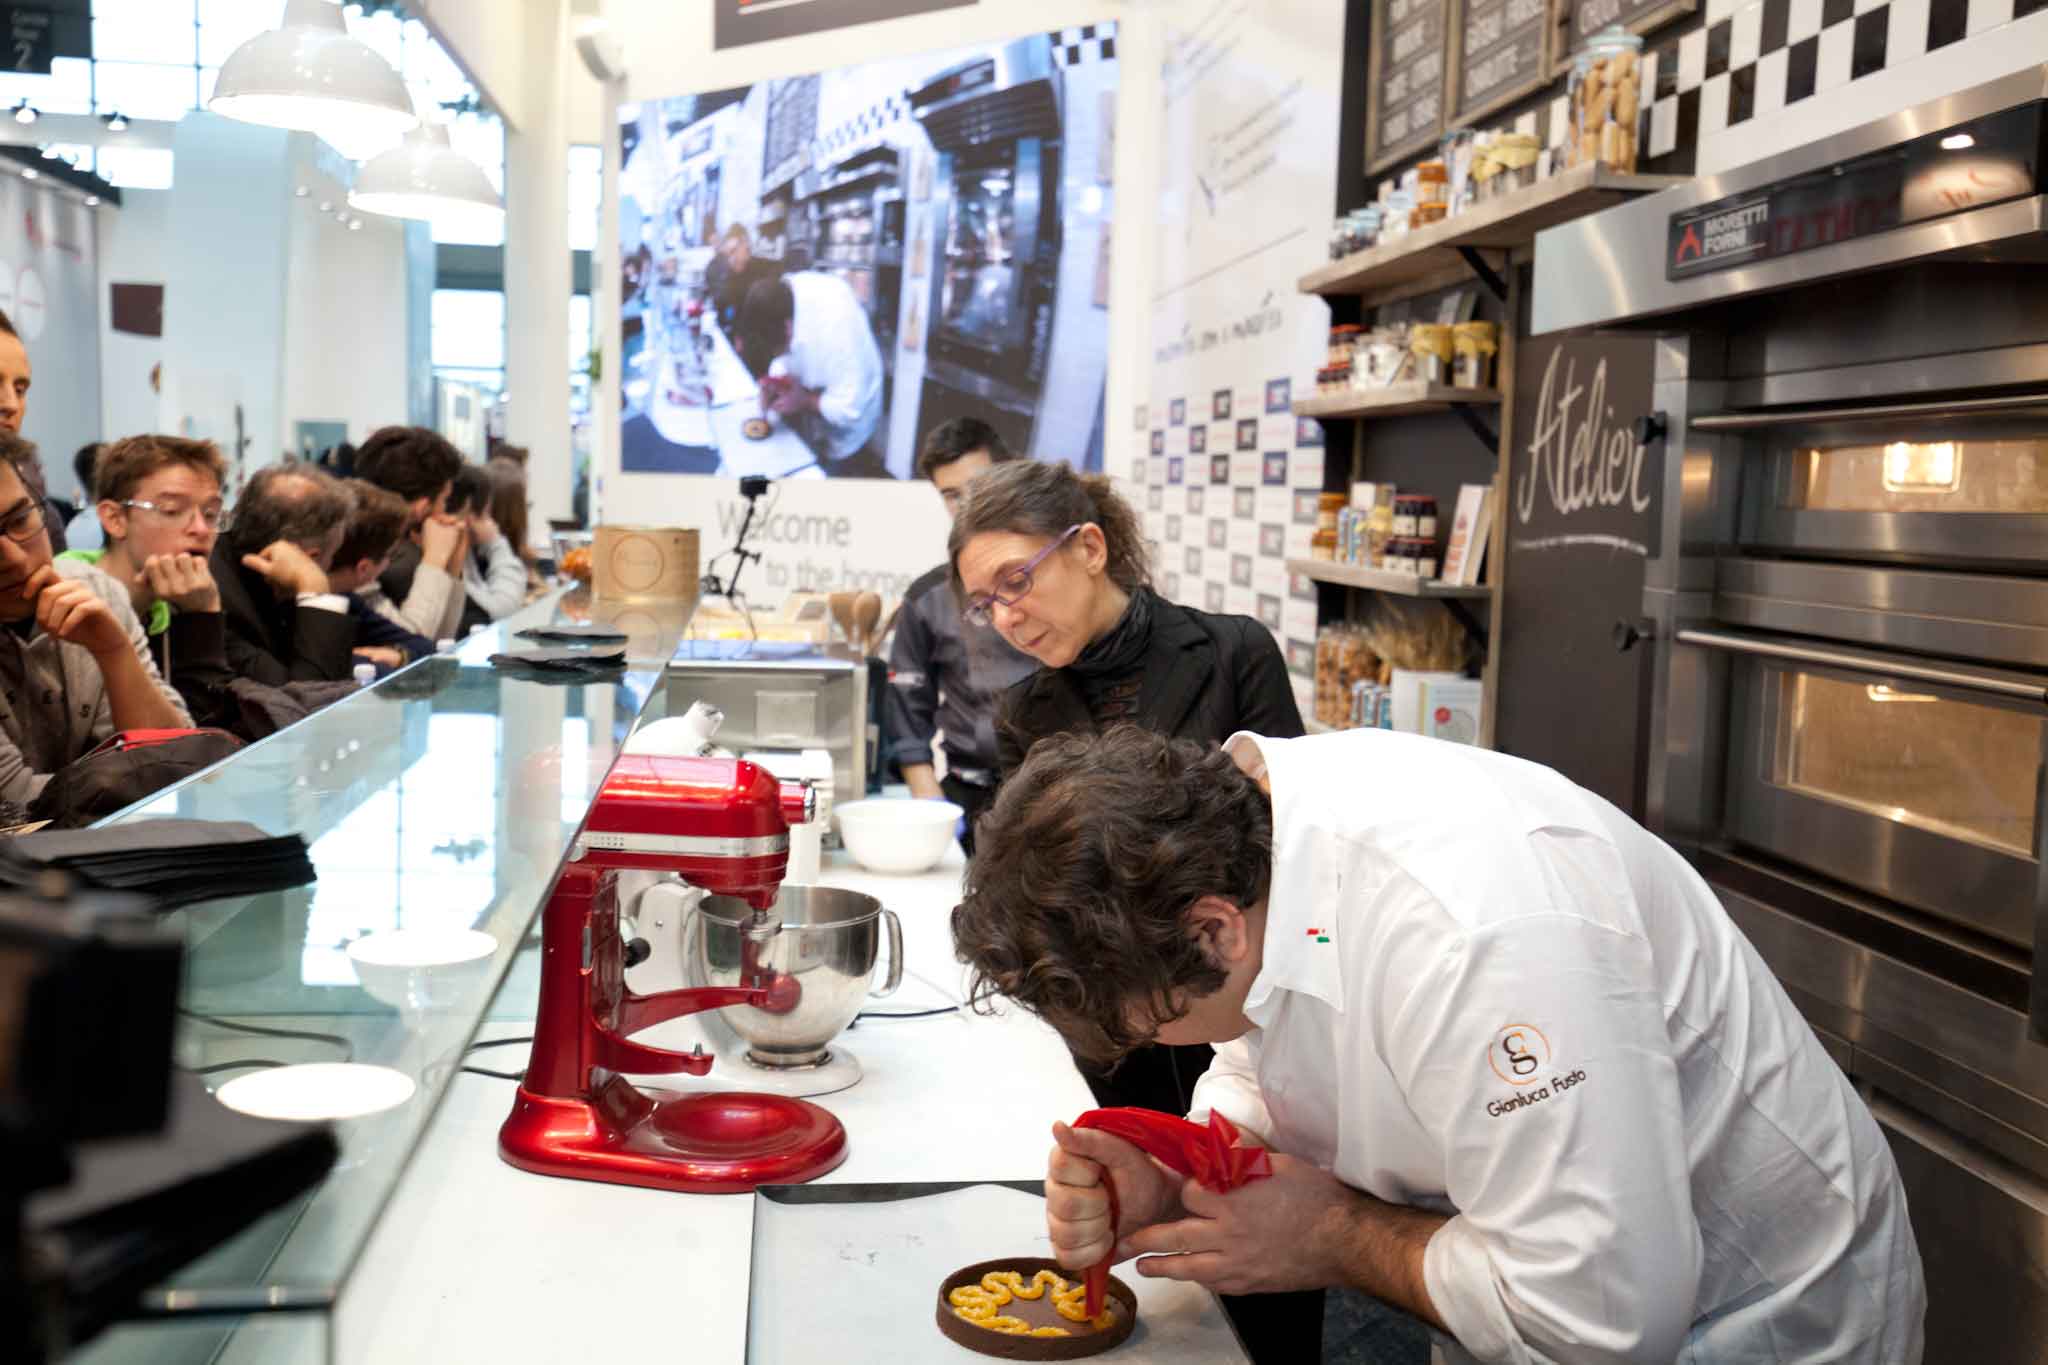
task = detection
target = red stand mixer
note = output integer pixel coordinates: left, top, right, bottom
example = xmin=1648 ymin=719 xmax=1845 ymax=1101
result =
xmin=498 ymin=753 xmax=848 ymax=1192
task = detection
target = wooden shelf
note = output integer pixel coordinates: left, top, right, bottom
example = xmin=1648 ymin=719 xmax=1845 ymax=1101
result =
xmin=1298 ymin=163 xmax=1684 ymax=307
xmin=1292 ymin=382 xmax=1500 ymax=421
xmin=1287 ymin=558 xmax=1492 ymax=599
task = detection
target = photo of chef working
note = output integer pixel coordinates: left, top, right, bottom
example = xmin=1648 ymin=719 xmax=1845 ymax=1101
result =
xmin=617 ymin=29 xmax=1116 ymax=482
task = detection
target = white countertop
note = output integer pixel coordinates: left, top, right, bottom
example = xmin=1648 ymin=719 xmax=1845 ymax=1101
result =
xmin=334 ymin=843 xmax=1242 ymax=1364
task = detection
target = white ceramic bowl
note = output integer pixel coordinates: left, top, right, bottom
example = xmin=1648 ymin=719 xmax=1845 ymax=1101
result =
xmin=832 ymin=798 xmax=963 ymax=874
xmin=347 ymin=928 xmax=498 ymax=1015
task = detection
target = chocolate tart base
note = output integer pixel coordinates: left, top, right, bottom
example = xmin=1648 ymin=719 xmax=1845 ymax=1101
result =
xmin=936 ymin=1257 xmax=1137 ymax=1359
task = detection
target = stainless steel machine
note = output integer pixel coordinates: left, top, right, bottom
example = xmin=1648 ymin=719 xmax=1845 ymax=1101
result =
xmin=664 ymin=641 xmax=870 ymax=819
xmin=1534 ymin=67 xmax=2048 ymax=1358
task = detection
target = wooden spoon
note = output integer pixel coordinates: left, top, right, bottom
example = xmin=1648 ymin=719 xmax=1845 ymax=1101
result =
xmin=828 ymin=591 xmax=858 ymax=646
xmin=852 ymin=591 xmax=882 ymax=656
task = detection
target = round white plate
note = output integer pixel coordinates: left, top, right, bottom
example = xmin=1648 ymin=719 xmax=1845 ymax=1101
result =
xmin=214 ymin=1063 xmax=417 ymax=1121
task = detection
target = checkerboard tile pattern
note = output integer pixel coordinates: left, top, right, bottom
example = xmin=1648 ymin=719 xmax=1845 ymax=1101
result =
xmin=1049 ymin=24 xmax=1118 ymax=66
xmin=814 ymin=95 xmax=912 ymax=158
xmin=1638 ymin=0 xmax=2014 ymax=170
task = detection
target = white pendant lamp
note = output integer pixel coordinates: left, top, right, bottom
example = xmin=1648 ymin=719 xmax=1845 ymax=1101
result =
xmin=208 ymin=0 xmax=416 ymax=154
xmin=348 ymin=119 xmax=504 ymax=232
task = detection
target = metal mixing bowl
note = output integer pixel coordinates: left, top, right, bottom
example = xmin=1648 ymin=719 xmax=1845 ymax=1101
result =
xmin=687 ymin=886 xmax=903 ymax=1067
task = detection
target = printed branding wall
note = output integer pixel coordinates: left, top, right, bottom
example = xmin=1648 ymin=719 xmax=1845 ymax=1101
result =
xmin=1133 ymin=0 xmax=1347 ymax=712
xmin=0 ymin=174 xmax=101 ymax=492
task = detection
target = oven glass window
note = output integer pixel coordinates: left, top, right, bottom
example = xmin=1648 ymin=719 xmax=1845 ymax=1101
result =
xmin=1785 ymin=439 xmax=2048 ymax=513
xmin=1776 ymin=671 xmax=2041 ymax=856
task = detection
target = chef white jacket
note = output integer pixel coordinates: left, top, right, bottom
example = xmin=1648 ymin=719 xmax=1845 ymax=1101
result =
xmin=783 ymin=270 xmax=883 ymax=462
xmin=1190 ymin=730 xmax=1925 ymax=1365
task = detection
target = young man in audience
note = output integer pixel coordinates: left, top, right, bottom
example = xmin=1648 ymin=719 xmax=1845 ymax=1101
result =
xmin=328 ymin=478 xmax=434 ymax=672
xmin=0 ymin=433 xmax=189 ymax=805
xmin=352 ymin=424 xmax=467 ymax=644
xmin=57 ymin=435 xmax=233 ymax=708
xmin=209 ymin=463 xmax=358 ymax=685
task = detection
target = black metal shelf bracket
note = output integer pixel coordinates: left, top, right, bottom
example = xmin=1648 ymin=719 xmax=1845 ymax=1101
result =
xmin=1454 ymin=245 xmax=1508 ymax=303
xmin=1452 ymin=401 xmax=1498 ymax=450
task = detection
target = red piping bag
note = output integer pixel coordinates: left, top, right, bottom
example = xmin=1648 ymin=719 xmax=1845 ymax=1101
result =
xmin=1070 ymin=1108 xmax=1272 ymax=1317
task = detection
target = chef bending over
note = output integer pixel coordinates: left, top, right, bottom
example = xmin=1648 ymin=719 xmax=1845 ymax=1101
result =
xmin=950 ymin=724 xmax=1926 ymax=1364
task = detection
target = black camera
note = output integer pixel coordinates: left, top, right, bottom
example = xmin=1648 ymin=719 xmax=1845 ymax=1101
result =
xmin=739 ymin=474 xmax=771 ymax=499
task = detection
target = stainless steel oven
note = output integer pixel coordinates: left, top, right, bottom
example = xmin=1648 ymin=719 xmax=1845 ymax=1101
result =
xmin=1535 ymin=66 xmax=2048 ymax=1360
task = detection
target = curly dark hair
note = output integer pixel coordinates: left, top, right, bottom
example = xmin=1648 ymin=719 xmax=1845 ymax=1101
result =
xmin=946 ymin=458 xmax=1151 ymax=596
xmin=952 ymin=725 xmax=1272 ymax=1065
xmin=354 ymin=425 xmax=463 ymax=510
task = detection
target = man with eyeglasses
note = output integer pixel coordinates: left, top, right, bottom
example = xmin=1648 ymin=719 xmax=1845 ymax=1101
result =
xmin=884 ymin=419 xmax=1037 ymax=855
xmin=57 ymin=435 xmax=234 ymax=711
xmin=0 ymin=433 xmax=191 ymax=806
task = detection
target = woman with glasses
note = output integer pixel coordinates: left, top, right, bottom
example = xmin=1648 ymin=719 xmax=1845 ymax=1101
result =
xmin=949 ymin=457 xmax=1309 ymax=1363
xmin=56 ymin=434 xmax=234 ymax=712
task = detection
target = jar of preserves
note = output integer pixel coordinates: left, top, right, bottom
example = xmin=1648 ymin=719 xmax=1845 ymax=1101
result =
xmin=1415 ymin=160 xmax=1448 ymax=205
xmin=1415 ymin=494 xmax=1439 ymax=540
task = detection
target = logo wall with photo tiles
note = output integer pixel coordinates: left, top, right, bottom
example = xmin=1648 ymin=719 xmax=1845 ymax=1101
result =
xmin=1265 ymin=378 xmax=1292 ymax=414
xmin=1163 ymin=570 xmax=1181 ymax=598
xmin=1260 ymin=523 xmax=1285 ymax=558
xmin=1231 ymin=554 xmax=1254 ymax=587
xmin=1212 ymin=389 xmax=1233 ymax=421
xmin=1146 ymin=484 xmax=1163 ymax=510
xmin=1263 ymin=452 xmax=1288 ymax=486
xmin=1236 ymin=418 xmax=1259 ymax=451
xmin=1168 ymin=456 xmax=1185 ymax=485
xmin=1133 ymin=403 xmax=1148 ymax=432
xmin=1169 ymin=397 xmax=1186 ymax=427
xmin=1206 ymin=581 xmax=1227 ymax=613
xmin=1257 ymin=593 xmax=1282 ymax=630
xmin=1187 ymin=485 xmax=1205 ymax=515
xmin=1210 ymin=454 xmax=1230 ymax=484
xmin=1292 ymin=491 xmax=1322 ymax=525
xmin=1130 ymin=457 xmax=1147 ymax=485
xmin=1185 ymin=546 xmax=1203 ymax=574
xmin=1207 ymin=518 xmax=1228 ymax=549
xmin=1165 ymin=513 xmax=1182 ymax=542
xmin=1296 ymin=417 xmax=1324 ymax=447
xmin=1232 ymin=451 xmax=1262 ymax=485
xmin=1233 ymin=487 xmax=1256 ymax=519
xmin=1290 ymin=571 xmax=1318 ymax=602
xmin=1286 ymin=637 xmax=1316 ymax=674
xmin=1150 ymin=429 xmax=1165 ymax=455
xmin=1189 ymin=424 xmax=1207 ymax=454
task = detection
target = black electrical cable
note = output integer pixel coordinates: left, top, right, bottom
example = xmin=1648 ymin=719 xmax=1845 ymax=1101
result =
xmin=459 ymin=1064 xmax=526 ymax=1081
xmin=465 ymin=1035 xmax=533 ymax=1052
xmin=178 ymin=1008 xmax=354 ymax=1062
xmin=852 ymin=1005 xmax=960 ymax=1022
xmin=184 ymin=1058 xmax=292 ymax=1075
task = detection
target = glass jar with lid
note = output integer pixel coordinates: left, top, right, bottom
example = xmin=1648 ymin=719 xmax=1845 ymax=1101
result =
xmin=1568 ymin=26 xmax=1644 ymax=172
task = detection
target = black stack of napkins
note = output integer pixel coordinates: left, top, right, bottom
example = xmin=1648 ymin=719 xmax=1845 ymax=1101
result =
xmin=488 ymin=644 xmax=628 ymax=681
xmin=515 ymin=623 xmax=628 ymax=642
xmin=0 ymin=819 xmax=316 ymax=911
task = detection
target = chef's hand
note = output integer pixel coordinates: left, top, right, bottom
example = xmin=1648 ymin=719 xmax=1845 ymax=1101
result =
xmin=1124 ymin=1152 xmax=1368 ymax=1296
xmin=26 ymin=565 xmax=131 ymax=659
xmin=767 ymin=383 xmax=820 ymax=417
xmin=1045 ymin=1121 xmax=1183 ymax=1273
xmin=141 ymin=552 xmax=221 ymax=613
xmin=242 ymin=540 xmax=329 ymax=596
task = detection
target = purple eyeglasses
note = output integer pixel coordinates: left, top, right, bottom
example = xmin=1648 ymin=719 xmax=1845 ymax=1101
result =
xmin=962 ymin=524 xmax=1082 ymax=627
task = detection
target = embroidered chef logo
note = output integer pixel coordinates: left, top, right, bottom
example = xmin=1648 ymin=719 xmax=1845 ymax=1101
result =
xmin=1488 ymin=1024 xmax=1550 ymax=1086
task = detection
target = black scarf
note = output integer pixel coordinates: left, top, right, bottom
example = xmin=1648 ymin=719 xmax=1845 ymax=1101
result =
xmin=1067 ymin=586 xmax=1153 ymax=727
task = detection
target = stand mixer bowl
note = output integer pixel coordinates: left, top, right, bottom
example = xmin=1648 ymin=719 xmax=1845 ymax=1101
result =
xmin=687 ymin=887 xmax=903 ymax=1068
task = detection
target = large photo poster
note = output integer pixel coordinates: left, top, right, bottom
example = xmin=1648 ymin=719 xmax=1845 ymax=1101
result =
xmin=618 ymin=26 xmax=1118 ymax=482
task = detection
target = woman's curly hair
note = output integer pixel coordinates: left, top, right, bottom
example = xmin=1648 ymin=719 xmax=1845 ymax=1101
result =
xmin=952 ymin=725 xmax=1272 ymax=1065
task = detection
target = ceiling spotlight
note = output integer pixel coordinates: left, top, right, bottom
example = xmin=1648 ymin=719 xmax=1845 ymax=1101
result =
xmin=85 ymin=194 xmax=99 ymax=206
xmin=1939 ymin=132 xmax=1975 ymax=151
xmin=12 ymin=99 xmax=37 ymax=125
xmin=295 ymin=185 xmax=310 ymax=197
xmin=318 ymin=200 xmax=333 ymax=212
xmin=347 ymin=216 xmax=363 ymax=230
xmin=103 ymin=110 xmax=129 ymax=132
xmin=21 ymin=167 xmax=39 ymax=180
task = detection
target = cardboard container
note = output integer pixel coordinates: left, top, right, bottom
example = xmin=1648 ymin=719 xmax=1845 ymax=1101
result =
xmin=593 ymin=525 xmax=699 ymax=601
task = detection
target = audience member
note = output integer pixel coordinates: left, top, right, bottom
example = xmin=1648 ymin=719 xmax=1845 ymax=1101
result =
xmin=0 ymin=433 xmax=189 ymax=805
xmin=210 ymin=463 xmax=357 ymax=684
xmin=353 ymin=425 xmax=466 ymax=643
xmin=64 ymin=442 xmax=104 ymax=549
xmin=487 ymin=456 xmax=543 ymax=596
xmin=56 ymin=435 xmax=233 ymax=713
xmin=0 ymin=307 xmax=68 ymax=555
xmin=448 ymin=462 xmax=529 ymax=631
xmin=330 ymin=478 xmax=434 ymax=670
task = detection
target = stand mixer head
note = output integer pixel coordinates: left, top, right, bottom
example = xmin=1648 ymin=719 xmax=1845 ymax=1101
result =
xmin=498 ymin=753 xmax=848 ymax=1193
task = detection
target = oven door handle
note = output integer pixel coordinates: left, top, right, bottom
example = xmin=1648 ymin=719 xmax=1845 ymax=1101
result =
xmin=1674 ymin=628 xmax=2048 ymax=704
xmin=1689 ymin=392 xmax=2048 ymax=430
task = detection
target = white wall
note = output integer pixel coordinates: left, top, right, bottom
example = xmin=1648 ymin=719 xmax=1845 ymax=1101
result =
xmin=573 ymin=0 xmax=1150 ymax=600
xmin=410 ymin=0 xmax=533 ymax=132
xmin=280 ymin=195 xmax=411 ymax=459
xmin=95 ymin=187 xmax=169 ymax=454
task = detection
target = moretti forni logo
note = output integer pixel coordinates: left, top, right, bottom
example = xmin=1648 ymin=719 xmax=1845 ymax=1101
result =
xmin=1485 ymin=1022 xmax=1588 ymax=1118
xmin=1667 ymin=194 xmax=1771 ymax=280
